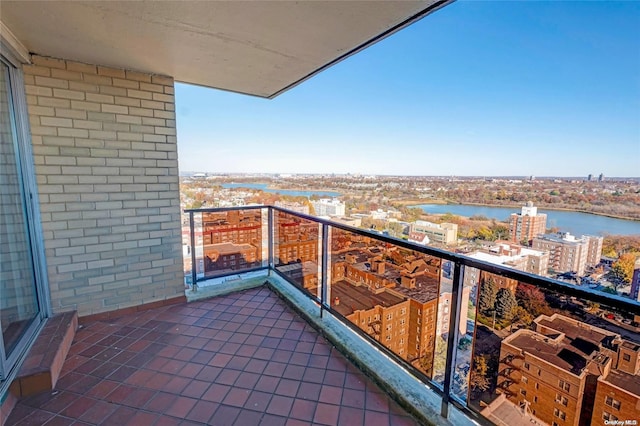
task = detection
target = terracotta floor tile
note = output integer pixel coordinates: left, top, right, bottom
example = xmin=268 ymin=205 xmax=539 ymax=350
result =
xmin=364 ymin=410 xmax=390 ymax=426
xmin=165 ymin=396 xmax=198 ymax=418
xmin=6 ymin=287 xmax=420 ymax=426
xmin=290 ymin=399 xmax=317 ymax=421
xmin=267 ymin=395 xmax=294 ymax=417
xmin=314 ymin=402 xmax=340 ymax=425
xmin=210 ymin=405 xmax=241 ymax=426
xmin=222 ymin=387 xmax=251 ymax=407
xmin=185 ymin=400 xmax=218 ymax=423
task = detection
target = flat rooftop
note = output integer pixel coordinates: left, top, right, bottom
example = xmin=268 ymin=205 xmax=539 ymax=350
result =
xmin=331 ymin=281 xmax=405 ymax=317
xmin=393 ymin=278 xmax=439 ymax=303
xmin=507 ymin=330 xmax=595 ymax=375
xmin=603 ymin=369 xmax=640 ymax=396
xmin=537 ymin=316 xmax=614 ymax=346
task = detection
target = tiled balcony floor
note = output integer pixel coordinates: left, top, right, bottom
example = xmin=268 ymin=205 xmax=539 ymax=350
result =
xmin=7 ymin=286 xmax=419 ymax=426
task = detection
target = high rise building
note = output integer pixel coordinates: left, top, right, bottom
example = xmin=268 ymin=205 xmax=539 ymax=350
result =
xmin=509 ymin=202 xmax=547 ymax=244
xmin=532 ymin=233 xmax=603 ymax=276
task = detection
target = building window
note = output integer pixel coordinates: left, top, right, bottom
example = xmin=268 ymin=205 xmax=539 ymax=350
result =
xmin=554 ymin=408 xmax=566 ymax=420
xmin=559 ymin=380 xmax=570 ymax=392
xmin=623 ymin=353 xmax=631 ymax=362
xmin=605 ymin=396 xmax=621 ymax=410
xmin=535 ymin=382 xmax=539 ymax=390
xmin=520 ymin=389 xmax=527 ymax=396
xmin=534 ymin=396 xmax=538 ymax=403
xmin=556 ymin=394 xmax=568 ymax=406
xmin=603 ymin=412 xmax=618 ymax=421
xmin=522 ymin=376 xmax=528 ymax=384
xmin=387 ymin=314 xmax=392 ymax=320
xmin=524 ymin=362 xmax=530 ymax=370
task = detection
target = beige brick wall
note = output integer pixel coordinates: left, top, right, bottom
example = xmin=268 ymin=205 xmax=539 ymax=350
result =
xmin=23 ymin=55 xmax=183 ymax=316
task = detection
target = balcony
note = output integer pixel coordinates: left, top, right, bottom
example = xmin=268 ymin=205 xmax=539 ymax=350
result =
xmin=2 ymin=205 xmax=639 ymax=425
xmin=177 ymin=206 xmax=639 ymax=426
xmin=6 ymin=286 xmax=420 ymax=426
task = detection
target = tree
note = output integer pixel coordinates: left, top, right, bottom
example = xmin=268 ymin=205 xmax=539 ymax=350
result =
xmin=515 ymin=282 xmax=551 ymax=317
xmin=511 ymin=306 xmax=533 ymax=330
xmin=611 ymin=253 xmax=638 ymax=284
xmin=495 ymin=288 xmax=517 ymax=320
xmin=430 ymin=336 xmax=448 ymax=380
xmin=470 ymin=355 xmax=490 ymax=392
xmin=478 ymin=277 xmax=498 ymax=315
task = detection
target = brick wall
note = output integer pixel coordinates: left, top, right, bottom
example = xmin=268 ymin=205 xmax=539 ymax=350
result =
xmin=23 ymin=55 xmax=183 ymax=316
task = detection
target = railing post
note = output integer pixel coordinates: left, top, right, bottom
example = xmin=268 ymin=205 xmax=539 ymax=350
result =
xmin=441 ymin=262 xmax=465 ymax=418
xmin=320 ymin=223 xmax=329 ymax=318
xmin=189 ymin=211 xmax=197 ymax=292
xmin=268 ymin=207 xmax=274 ymax=275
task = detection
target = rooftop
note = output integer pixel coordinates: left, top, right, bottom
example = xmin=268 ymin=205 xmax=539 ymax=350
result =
xmin=5 ymin=286 xmax=419 ymax=426
xmin=507 ymin=330 xmax=594 ymax=375
xmin=602 ymin=369 xmax=640 ymax=397
xmin=331 ymin=281 xmax=405 ymax=317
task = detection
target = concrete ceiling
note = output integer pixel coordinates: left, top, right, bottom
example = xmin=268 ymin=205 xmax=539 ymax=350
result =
xmin=0 ymin=0 xmax=449 ymax=98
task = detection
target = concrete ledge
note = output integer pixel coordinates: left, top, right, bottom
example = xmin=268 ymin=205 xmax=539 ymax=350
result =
xmin=11 ymin=312 xmax=77 ymax=398
xmin=185 ymin=270 xmax=269 ymax=303
xmin=266 ymin=274 xmax=476 ymax=426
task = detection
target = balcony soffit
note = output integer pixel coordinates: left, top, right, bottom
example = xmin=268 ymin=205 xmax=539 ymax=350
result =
xmin=1 ymin=0 xmax=449 ymax=98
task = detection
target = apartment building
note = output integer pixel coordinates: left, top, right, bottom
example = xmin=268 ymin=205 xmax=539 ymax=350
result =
xmin=509 ymin=202 xmax=547 ymax=244
xmin=532 ymin=233 xmax=603 ymax=276
xmin=410 ymin=220 xmax=458 ymax=245
xmin=274 ymin=200 xmax=309 ymax=215
xmin=468 ymin=241 xmax=549 ymax=277
xmin=329 ymin=242 xmax=442 ymax=376
xmin=496 ymin=313 xmax=640 ymax=426
xmin=310 ymin=198 xmax=345 ymax=217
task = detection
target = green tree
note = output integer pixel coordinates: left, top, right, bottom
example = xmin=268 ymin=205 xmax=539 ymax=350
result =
xmin=478 ymin=277 xmax=498 ymax=315
xmin=495 ymin=288 xmax=517 ymax=320
xmin=470 ymin=355 xmax=490 ymax=392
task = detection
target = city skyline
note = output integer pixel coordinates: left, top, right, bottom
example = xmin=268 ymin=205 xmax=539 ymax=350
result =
xmin=176 ymin=1 xmax=640 ymax=177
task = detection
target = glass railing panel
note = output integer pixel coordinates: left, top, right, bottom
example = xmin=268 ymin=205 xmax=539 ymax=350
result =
xmin=195 ymin=208 xmax=266 ymax=278
xmin=326 ymin=226 xmax=442 ymax=380
xmin=273 ymin=210 xmax=322 ymax=300
xmin=466 ymin=270 xmax=640 ymax=426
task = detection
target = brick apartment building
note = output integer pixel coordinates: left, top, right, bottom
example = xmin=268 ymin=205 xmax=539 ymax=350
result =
xmin=509 ymin=202 xmax=547 ymax=244
xmin=496 ymin=313 xmax=640 ymax=426
xmin=329 ymin=240 xmax=442 ymax=376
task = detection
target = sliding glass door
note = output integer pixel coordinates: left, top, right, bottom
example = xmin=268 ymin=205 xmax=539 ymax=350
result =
xmin=0 ymin=57 xmax=42 ymax=380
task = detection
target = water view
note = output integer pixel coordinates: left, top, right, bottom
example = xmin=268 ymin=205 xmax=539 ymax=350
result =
xmin=221 ymin=183 xmax=341 ymax=198
xmin=415 ymin=203 xmax=640 ymax=236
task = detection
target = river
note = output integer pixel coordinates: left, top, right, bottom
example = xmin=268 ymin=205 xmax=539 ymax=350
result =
xmin=221 ymin=183 xmax=341 ymax=198
xmin=414 ymin=204 xmax=640 ymax=236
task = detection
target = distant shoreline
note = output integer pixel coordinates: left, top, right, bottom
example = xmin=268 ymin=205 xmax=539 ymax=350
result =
xmin=412 ymin=200 xmax=640 ymax=223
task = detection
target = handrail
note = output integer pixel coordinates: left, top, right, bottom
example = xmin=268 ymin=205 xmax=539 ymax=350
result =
xmin=187 ymin=205 xmax=640 ymax=314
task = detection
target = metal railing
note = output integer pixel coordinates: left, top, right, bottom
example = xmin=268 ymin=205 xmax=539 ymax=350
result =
xmin=185 ymin=205 xmax=640 ymax=426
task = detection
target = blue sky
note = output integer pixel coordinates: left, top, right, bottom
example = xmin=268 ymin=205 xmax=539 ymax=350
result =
xmin=175 ymin=1 xmax=640 ymax=177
